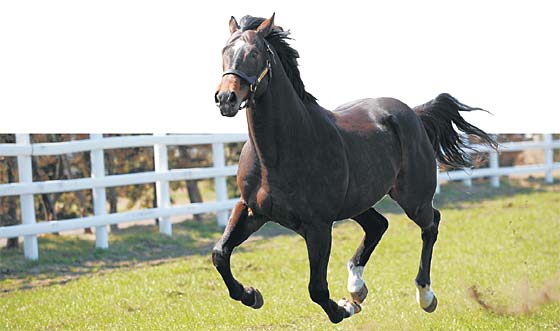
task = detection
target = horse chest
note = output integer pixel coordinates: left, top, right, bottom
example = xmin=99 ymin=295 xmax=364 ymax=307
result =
xmin=238 ymin=138 xmax=348 ymax=224
xmin=239 ymin=170 xmax=299 ymax=227
xmin=238 ymin=163 xmax=272 ymax=215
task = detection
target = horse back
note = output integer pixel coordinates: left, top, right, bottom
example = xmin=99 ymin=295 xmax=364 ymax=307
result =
xmin=331 ymin=97 xmax=433 ymax=219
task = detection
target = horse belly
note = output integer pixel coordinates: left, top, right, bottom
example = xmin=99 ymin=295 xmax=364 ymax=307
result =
xmin=336 ymin=134 xmax=401 ymax=220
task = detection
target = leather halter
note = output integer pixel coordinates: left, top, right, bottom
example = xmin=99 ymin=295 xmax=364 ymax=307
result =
xmin=221 ymin=43 xmax=273 ymax=110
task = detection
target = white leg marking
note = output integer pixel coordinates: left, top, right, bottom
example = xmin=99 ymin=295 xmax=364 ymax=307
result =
xmin=416 ymin=283 xmax=435 ymax=309
xmin=337 ymin=298 xmax=356 ymax=316
xmin=347 ymin=262 xmax=365 ymax=293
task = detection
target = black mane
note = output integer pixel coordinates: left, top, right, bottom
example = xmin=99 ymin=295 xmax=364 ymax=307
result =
xmin=239 ymin=15 xmax=317 ymax=104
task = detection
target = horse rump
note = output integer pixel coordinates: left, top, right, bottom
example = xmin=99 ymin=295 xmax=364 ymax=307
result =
xmin=413 ymin=93 xmax=498 ymax=168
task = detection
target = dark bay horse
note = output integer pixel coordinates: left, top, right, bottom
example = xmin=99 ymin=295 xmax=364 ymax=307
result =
xmin=213 ymin=14 xmax=497 ymax=323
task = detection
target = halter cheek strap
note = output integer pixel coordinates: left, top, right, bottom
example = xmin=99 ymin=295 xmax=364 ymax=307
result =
xmin=221 ymin=43 xmax=274 ymax=109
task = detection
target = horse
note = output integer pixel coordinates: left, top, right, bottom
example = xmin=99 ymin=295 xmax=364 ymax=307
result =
xmin=212 ymin=13 xmax=497 ymax=323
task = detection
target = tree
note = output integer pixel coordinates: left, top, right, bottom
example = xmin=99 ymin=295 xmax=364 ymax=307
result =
xmin=31 ymin=134 xmax=92 ymax=234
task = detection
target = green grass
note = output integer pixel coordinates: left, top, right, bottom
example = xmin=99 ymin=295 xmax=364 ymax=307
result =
xmin=1 ymin=179 xmax=560 ymax=330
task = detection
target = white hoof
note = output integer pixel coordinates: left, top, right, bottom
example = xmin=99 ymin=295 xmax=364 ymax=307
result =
xmin=350 ymin=283 xmax=368 ymax=304
xmin=416 ymin=283 xmax=437 ymax=312
xmin=338 ymin=298 xmax=361 ymax=317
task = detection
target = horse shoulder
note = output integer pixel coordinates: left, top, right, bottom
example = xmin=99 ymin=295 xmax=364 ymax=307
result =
xmin=238 ymin=143 xmax=262 ymax=199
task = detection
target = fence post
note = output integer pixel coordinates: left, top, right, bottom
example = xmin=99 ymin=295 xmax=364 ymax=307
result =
xmin=154 ymin=133 xmax=172 ymax=236
xmin=435 ymin=164 xmax=440 ymax=194
xmin=212 ymin=142 xmax=229 ymax=227
xmin=489 ymin=149 xmax=500 ymax=188
xmin=461 ymin=134 xmax=472 ymax=187
xmin=90 ymin=134 xmax=108 ymax=249
xmin=544 ymin=133 xmax=554 ymax=183
xmin=16 ymin=134 xmax=38 ymax=260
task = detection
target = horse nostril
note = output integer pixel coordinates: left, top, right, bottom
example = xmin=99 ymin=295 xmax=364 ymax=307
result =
xmin=227 ymin=92 xmax=237 ymax=104
xmin=214 ymin=91 xmax=220 ymax=105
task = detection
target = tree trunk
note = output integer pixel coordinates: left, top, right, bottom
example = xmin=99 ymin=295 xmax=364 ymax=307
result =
xmin=109 ymin=187 xmax=119 ymax=232
xmin=59 ymin=142 xmax=92 ymax=234
xmin=6 ymin=237 xmax=18 ymax=249
xmin=153 ymin=183 xmax=159 ymax=225
xmin=41 ymin=193 xmax=56 ymax=221
xmin=32 ymin=156 xmax=61 ymax=235
xmin=186 ymin=180 xmax=203 ymax=221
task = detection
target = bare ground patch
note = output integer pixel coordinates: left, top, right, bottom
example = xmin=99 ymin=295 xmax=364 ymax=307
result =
xmin=468 ymin=275 xmax=560 ymax=315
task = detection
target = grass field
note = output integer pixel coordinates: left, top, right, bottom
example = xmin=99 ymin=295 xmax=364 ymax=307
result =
xmin=1 ymin=179 xmax=559 ymax=330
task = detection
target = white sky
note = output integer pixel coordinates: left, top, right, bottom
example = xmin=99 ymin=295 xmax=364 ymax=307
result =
xmin=1 ymin=1 xmax=558 ymax=133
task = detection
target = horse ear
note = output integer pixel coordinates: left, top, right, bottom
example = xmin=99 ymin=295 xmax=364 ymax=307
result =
xmin=256 ymin=13 xmax=275 ymax=36
xmin=229 ymin=16 xmax=239 ymax=34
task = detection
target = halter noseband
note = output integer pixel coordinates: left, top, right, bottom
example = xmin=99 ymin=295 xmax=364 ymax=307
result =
xmin=221 ymin=43 xmax=273 ymax=110
xmin=222 ymin=60 xmax=270 ymax=93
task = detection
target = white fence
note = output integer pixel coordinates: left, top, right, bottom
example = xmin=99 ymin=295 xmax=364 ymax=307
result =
xmin=436 ymin=134 xmax=559 ymax=192
xmin=0 ymin=133 xmax=558 ymax=260
xmin=0 ymin=134 xmax=247 ymax=260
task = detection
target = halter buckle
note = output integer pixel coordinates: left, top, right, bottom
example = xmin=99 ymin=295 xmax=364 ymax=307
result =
xmin=250 ymin=60 xmax=271 ymax=93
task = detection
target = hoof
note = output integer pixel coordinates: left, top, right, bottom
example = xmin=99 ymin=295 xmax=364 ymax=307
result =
xmin=252 ymin=288 xmax=264 ymax=309
xmin=422 ymin=295 xmax=438 ymax=313
xmin=338 ymin=298 xmax=362 ymax=318
xmin=416 ymin=283 xmax=437 ymax=312
xmin=350 ymin=283 xmax=368 ymax=304
xmin=241 ymin=287 xmax=264 ymax=309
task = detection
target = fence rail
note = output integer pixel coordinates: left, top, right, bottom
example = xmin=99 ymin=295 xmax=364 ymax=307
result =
xmin=0 ymin=133 xmax=248 ymax=260
xmin=0 ymin=133 xmax=558 ymax=260
xmin=436 ymin=134 xmax=559 ymax=192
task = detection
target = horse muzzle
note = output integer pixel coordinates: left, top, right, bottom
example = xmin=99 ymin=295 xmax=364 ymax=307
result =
xmin=215 ymin=90 xmax=242 ymax=117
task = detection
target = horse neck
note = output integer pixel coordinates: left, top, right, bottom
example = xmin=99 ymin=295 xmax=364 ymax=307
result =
xmin=245 ymin=66 xmax=315 ymax=167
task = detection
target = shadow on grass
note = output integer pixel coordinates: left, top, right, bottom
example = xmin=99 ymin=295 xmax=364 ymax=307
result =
xmin=0 ymin=213 xmax=295 ymax=293
xmin=0 ymin=214 xmax=225 ymax=293
xmin=1 ymin=177 xmax=557 ymax=293
xmin=374 ymin=176 xmax=557 ymax=215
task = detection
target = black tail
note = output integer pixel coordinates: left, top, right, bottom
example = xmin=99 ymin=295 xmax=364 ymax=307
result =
xmin=413 ymin=93 xmax=498 ymax=168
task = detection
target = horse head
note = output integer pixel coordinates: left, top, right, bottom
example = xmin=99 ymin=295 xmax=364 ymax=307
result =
xmin=214 ymin=14 xmax=275 ymax=117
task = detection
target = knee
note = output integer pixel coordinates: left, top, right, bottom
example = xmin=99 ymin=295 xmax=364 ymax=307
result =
xmin=379 ymin=217 xmax=389 ymax=233
xmin=369 ymin=210 xmax=389 ymax=233
xmin=309 ymin=285 xmax=329 ymax=304
xmin=212 ymin=247 xmax=228 ymax=269
xmin=433 ymin=209 xmax=441 ymax=225
xmin=421 ymin=223 xmax=439 ymax=242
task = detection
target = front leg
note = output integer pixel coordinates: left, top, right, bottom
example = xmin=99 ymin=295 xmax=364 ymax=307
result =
xmin=304 ymin=225 xmax=360 ymax=324
xmin=212 ymin=201 xmax=267 ymax=308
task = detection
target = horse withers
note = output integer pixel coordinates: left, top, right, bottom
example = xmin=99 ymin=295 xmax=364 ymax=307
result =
xmin=212 ymin=14 xmax=497 ymax=323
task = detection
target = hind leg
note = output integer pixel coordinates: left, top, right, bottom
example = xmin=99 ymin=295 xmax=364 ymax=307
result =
xmin=402 ymin=204 xmax=440 ymax=313
xmin=414 ymin=207 xmax=440 ymax=312
xmin=347 ymin=208 xmax=389 ymax=304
